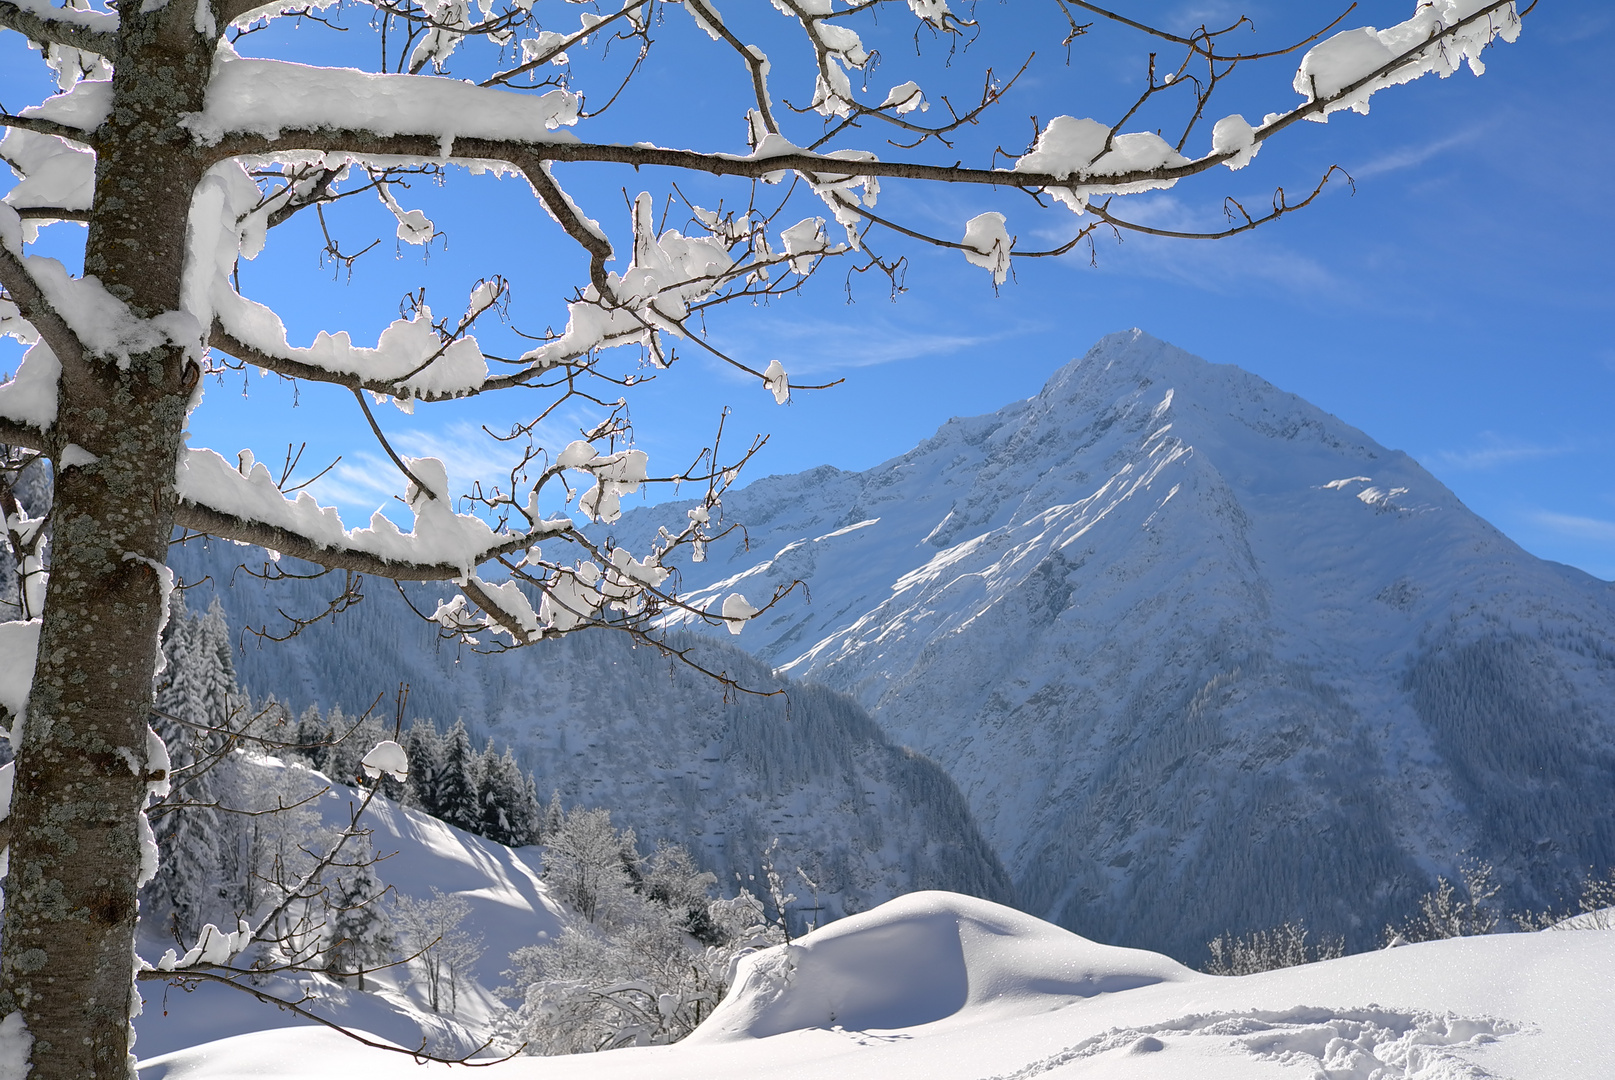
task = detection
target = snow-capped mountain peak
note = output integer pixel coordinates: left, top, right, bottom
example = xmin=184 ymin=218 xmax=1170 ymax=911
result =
xmin=611 ymin=330 xmax=1615 ymax=959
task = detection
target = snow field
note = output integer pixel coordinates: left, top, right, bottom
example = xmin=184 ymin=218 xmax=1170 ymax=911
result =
xmin=138 ymin=890 xmax=1615 ymax=1080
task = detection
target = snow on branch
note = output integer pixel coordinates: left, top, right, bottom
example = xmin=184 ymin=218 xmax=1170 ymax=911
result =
xmin=172 ymin=447 xmax=571 ymax=579
xmin=210 ymin=288 xmax=489 ymax=400
xmin=1 ymin=127 xmax=97 ymax=224
xmin=0 ymin=0 xmax=118 ymax=57
xmin=180 ymin=56 xmax=581 ymax=156
xmin=1292 ymin=0 xmax=1521 ymax=120
xmin=0 ymin=74 xmax=111 ymax=141
xmin=170 ymin=436 xmax=742 ymax=647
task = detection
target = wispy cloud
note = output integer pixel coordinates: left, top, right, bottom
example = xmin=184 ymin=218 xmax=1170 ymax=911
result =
xmin=711 ymin=314 xmax=1013 ymax=377
xmin=1349 ymin=126 xmax=1488 ymax=180
xmin=1528 ymin=510 xmax=1615 ymax=543
xmin=305 ymin=417 xmax=594 ymax=513
xmin=1035 ymin=194 xmax=1344 ymax=297
xmin=1426 ymin=433 xmax=1574 ymax=472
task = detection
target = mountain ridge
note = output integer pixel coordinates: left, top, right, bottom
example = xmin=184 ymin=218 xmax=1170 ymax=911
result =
xmin=606 ymin=329 xmax=1615 ymax=957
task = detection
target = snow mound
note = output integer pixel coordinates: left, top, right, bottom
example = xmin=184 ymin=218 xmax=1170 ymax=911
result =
xmin=687 ymin=891 xmax=1193 ymax=1041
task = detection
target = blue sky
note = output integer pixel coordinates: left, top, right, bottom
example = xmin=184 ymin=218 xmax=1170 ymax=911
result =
xmin=3 ymin=2 xmax=1612 ymax=578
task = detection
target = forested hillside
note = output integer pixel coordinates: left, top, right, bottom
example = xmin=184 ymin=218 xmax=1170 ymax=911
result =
xmin=164 ymin=538 xmax=1013 ymax=927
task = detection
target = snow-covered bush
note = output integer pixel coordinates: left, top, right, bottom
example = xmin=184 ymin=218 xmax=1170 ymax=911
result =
xmin=1516 ymin=866 xmax=1615 ymax=931
xmin=1204 ymin=921 xmax=1344 ymax=976
xmin=540 ymin=803 xmax=643 ymax=928
xmin=1577 ymin=869 xmax=1615 ymax=929
xmin=394 ymin=888 xmax=485 ymax=1015
xmin=506 ymin=803 xmax=779 ymax=1053
xmin=504 ymin=884 xmax=777 ymax=1054
xmin=1385 ymin=860 xmax=1501 ymax=943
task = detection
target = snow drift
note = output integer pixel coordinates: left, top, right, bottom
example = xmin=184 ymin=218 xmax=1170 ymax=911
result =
xmin=686 ymin=891 xmax=1191 ymax=1041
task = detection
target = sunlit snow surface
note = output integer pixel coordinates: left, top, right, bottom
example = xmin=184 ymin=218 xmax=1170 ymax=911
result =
xmin=139 ymin=891 xmax=1615 ymax=1080
xmin=133 ymin=758 xmax=565 ymax=1062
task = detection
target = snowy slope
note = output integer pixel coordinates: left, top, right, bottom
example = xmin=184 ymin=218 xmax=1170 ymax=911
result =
xmin=134 ymin=757 xmax=565 ymax=1060
xmin=601 ymin=329 xmax=1615 ymax=958
xmin=163 ymin=545 xmax=1012 ymax=924
xmin=138 ymin=892 xmax=1615 ymax=1080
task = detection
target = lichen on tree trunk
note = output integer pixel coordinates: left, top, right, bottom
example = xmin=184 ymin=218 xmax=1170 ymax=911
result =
xmin=0 ymin=8 xmax=211 ymax=1076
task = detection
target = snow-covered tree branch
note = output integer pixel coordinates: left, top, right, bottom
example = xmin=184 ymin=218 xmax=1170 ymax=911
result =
xmin=0 ymin=0 xmax=1530 ymax=1074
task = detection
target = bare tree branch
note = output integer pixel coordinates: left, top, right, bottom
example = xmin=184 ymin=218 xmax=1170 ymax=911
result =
xmin=200 ymin=0 xmax=1519 ymax=196
xmin=10 ymin=206 xmax=90 ymax=221
xmin=133 ymin=967 xmax=518 ymax=1065
xmin=0 ymin=112 xmax=96 ymax=142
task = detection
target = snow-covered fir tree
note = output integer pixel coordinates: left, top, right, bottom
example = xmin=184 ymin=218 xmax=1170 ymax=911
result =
xmin=434 ymin=721 xmax=479 ymax=834
xmin=402 ymin=717 xmax=443 ymax=816
xmin=475 ymin=741 xmax=538 ymax=847
xmin=324 ymin=835 xmax=395 ymax=993
xmin=144 ymin=592 xmax=231 ymax=942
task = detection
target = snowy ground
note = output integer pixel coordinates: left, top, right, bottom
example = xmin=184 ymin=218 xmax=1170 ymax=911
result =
xmin=134 ymin=760 xmax=566 ymax=1061
xmin=139 ymin=892 xmax=1615 ymax=1080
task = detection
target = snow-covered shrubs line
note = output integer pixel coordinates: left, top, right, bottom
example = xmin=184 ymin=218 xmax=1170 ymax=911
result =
xmin=1205 ymin=862 xmax=1615 ymax=976
xmin=1516 ymin=867 xmax=1615 ymax=932
xmin=1203 ymin=922 xmax=1344 ymax=976
xmin=503 ymin=800 xmax=783 ymax=1055
xmin=1384 ymin=859 xmax=1500 ymax=945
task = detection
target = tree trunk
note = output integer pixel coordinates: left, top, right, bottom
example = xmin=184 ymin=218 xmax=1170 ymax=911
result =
xmin=0 ymin=9 xmax=211 ymax=1076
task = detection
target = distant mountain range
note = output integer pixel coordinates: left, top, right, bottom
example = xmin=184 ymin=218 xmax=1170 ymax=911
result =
xmin=602 ymin=329 xmax=1615 ymax=957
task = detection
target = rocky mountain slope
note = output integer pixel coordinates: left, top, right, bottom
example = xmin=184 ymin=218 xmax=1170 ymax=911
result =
xmin=606 ymin=329 xmax=1615 ymax=957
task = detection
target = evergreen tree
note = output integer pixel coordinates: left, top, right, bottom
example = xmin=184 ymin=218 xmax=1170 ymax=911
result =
xmin=435 ymin=720 xmax=479 ymax=832
xmin=476 ymin=744 xmax=542 ymax=846
xmin=402 ymin=718 xmax=443 ymax=815
xmin=198 ymin=598 xmax=239 ymax=728
xmin=474 ymin=740 xmax=516 ymax=843
xmin=325 ymin=837 xmax=395 ymax=992
xmin=323 ymin=705 xmax=360 ymax=782
xmin=294 ymin=704 xmax=329 ymax=771
xmin=517 ymin=772 xmax=544 ymax=846
xmin=542 ymin=790 xmax=564 ymax=845
xmin=145 ymin=593 xmax=226 ymax=943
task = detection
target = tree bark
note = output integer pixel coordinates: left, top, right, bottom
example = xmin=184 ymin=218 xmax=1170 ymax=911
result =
xmin=0 ymin=8 xmax=211 ymax=1077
